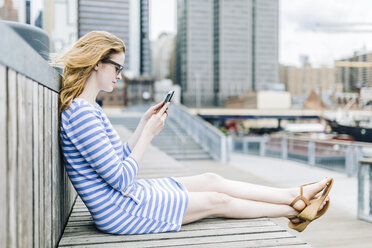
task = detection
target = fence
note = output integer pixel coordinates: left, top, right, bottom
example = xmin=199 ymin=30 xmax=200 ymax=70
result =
xmin=169 ymin=104 xmax=232 ymax=163
xmin=0 ymin=22 xmax=76 ymax=247
xmin=233 ymin=135 xmax=371 ymax=177
xmin=358 ymin=159 xmax=372 ymax=223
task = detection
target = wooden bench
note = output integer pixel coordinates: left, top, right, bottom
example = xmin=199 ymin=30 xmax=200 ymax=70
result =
xmin=58 ymin=126 xmax=311 ymax=247
xmin=0 ymin=22 xmax=76 ymax=248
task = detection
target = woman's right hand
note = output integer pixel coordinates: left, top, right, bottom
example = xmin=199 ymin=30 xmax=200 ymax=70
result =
xmin=143 ymin=102 xmax=169 ymax=139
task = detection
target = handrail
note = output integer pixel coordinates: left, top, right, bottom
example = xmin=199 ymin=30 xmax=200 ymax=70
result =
xmin=0 ymin=21 xmax=61 ymax=92
xmin=169 ymin=104 xmax=231 ymax=163
xmin=233 ymin=134 xmax=369 ymax=177
xmin=358 ymin=159 xmax=372 ymax=223
xmin=240 ymin=133 xmax=372 ymax=147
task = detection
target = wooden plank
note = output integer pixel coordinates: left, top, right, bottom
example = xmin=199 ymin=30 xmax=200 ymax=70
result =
xmin=51 ymin=91 xmax=62 ymax=247
xmin=32 ymin=81 xmax=40 ymax=248
xmin=64 ymin=220 xmax=277 ymax=234
xmin=59 ymin=231 xmax=293 ymax=247
xmin=17 ymin=74 xmax=34 ymax=247
xmin=161 ymin=238 xmax=309 ymax=248
xmin=7 ymin=69 xmax=18 ymax=248
xmin=0 ymin=64 xmax=7 ymax=247
xmin=44 ymin=88 xmax=52 ymax=247
xmin=38 ymin=84 xmax=45 ymax=248
xmin=59 ymin=225 xmax=288 ymax=246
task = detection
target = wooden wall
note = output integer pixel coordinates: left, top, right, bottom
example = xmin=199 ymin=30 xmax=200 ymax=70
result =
xmin=0 ymin=65 xmax=77 ymax=248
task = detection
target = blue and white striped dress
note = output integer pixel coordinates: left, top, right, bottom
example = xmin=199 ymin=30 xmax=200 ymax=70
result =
xmin=60 ymin=98 xmax=189 ymax=234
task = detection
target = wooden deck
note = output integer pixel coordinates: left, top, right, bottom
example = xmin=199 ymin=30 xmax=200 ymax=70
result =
xmin=58 ymin=125 xmax=310 ymax=247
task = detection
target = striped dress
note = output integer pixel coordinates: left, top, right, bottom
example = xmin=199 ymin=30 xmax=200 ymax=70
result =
xmin=60 ymin=98 xmax=189 ymax=235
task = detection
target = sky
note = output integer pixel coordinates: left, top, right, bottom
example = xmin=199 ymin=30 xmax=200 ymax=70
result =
xmin=150 ymin=0 xmax=372 ymax=67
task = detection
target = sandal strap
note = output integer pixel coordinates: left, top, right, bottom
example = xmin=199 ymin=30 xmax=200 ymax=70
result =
xmin=289 ymin=185 xmax=311 ymax=207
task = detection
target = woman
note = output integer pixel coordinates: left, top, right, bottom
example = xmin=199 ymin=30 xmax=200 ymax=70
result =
xmin=59 ymin=31 xmax=332 ymax=235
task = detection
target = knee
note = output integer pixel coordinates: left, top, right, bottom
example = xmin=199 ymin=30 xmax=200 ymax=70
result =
xmin=207 ymin=192 xmax=231 ymax=208
xmin=202 ymin=172 xmax=224 ymax=185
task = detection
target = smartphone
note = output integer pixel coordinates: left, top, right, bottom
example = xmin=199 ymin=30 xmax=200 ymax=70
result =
xmin=164 ymin=90 xmax=175 ymax=103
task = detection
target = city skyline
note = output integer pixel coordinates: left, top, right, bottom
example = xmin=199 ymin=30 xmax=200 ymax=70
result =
xmin=150 ymin=0 xmax=372 ymax=67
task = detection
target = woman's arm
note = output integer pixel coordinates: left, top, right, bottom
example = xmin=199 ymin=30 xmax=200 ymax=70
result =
xmin=62 ymin=106 xmax=139 ymax=192
xmin=130 ymin=103 xmax=169 ymax=165
xmin=126 ymin=120 xmax=146 ymax=151
xmin=126 ymin=101 xmax=166 ymax=151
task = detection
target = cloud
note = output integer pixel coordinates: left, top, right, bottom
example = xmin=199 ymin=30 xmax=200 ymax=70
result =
xmin=280 ymin=0 xmax=372 ymax=66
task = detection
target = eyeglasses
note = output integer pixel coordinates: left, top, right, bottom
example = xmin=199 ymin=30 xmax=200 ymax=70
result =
xmin=101 ymin=59 xmax=124 ymax=76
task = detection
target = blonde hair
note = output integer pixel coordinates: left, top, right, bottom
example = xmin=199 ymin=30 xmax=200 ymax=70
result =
xmin=57 ymin=31 xmax=125 ymax=117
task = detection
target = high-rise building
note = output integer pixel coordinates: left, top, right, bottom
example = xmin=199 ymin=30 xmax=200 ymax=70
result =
xmin=335 ymin=51 xmax=372 ymax=92
xmin=280 ymin=63 xmax=338 ymax=97
xmin=77 ymin=0 xmax=151 ymax=76
xmin=0 ymin=0 xmax=19 ymax=22
xmin=176 ymin=0 xmax=279 ymax=107
xmin=152 ymin=33 xmax=176 ymax=81
xmin=44 ymin=0 xmax=78 ymax=52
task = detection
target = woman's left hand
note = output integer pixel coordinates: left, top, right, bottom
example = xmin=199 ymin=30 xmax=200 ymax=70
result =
xmin=140 ymin=101 xmax=168 ymax=125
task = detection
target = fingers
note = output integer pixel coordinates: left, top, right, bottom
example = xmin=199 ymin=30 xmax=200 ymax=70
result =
xmin=155 ymin=101 xmax=164 ymax=108
xmin=151 ymin=101 xmax=165 ymax=114
xmin=156 ymin=102 xmax=169 ymax=117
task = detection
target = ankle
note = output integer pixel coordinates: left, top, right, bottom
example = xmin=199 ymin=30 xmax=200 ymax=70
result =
xmin=287 ymin=187 xmax=299 ymax=205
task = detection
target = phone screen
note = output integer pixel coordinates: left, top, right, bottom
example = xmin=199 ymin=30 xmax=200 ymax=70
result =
xmin=164 ymin=90 xmax=175 ymax=103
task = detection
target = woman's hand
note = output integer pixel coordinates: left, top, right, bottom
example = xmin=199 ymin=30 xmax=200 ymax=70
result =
xmin=143 ymin=102 xmax=169 ymax=139
xmin=140 ymin=101 xmax=168 ymax=125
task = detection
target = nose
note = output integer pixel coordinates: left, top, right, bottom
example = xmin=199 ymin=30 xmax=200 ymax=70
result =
xmin=117 ymin=72 xmax=122 ymax=80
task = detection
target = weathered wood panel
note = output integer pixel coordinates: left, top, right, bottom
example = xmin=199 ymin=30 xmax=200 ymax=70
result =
xmin=44 ymin=88 xmax=52 ymax=245
xmin=33 ymin=82 xmax=40 ymax=248
xmin=7 ymin=69 xmax=18 ymax=248
xmin=2 ymin=24 xmax=76 ymax=247
xmin=0 ymin=64 xmax=7 ymax=247
xmin=52 ymin=91 xmax=61 ymax=246
xmin=17 ymin=73 xmax=34 ymax=247
xmin=38 ymin=84 xmax=45 ymax=248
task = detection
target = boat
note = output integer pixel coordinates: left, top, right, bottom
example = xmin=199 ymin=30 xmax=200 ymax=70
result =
xmin=326 ymin=119 xmax=372 ymax=142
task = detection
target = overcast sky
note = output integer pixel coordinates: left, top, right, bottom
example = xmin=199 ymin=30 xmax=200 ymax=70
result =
xmin=150 ymin=0 xmax=372 ymax=67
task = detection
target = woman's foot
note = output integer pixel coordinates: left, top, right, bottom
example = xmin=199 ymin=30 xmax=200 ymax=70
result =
xmin=289 ymin=195 xmax=329 ymax=224
xmin=290 ymin=177 xmax=332 ymax=213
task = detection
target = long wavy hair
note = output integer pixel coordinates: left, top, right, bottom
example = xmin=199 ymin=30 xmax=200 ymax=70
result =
xmin=56 ymin=31 xmax=125 ymax=118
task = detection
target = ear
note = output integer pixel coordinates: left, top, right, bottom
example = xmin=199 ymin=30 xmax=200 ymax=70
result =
xmin=94 ymin=63 xmax=99 ymax=71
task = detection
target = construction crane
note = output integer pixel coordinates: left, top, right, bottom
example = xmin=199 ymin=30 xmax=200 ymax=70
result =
xmin=313 ymin=22 xmax=372 ymax=33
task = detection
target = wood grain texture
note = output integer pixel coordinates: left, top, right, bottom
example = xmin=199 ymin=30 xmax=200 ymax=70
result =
xmin=7 ymin=69 xmax=18 ymax=248
xmin=32 ymin=82 xmax=40 ymax=248
xmin=38 ymin=85 xmax=45 ymax=248
xmin=0 ymin=64 xmax=7 ymax=248
xmin=17 ymin=74 xmax=33 ymax=247
xmin=44 ymin=88 xmax=52 ymax=247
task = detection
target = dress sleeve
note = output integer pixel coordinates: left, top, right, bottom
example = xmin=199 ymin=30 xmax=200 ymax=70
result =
xmin=64 ymin=106 xmax=139 ymax=192
xmin=122 ymin=141 xmax=132 ymax=159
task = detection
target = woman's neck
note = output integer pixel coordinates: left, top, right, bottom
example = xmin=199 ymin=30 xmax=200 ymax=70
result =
xmin=78 ymin=75 xmax=100 ymax=106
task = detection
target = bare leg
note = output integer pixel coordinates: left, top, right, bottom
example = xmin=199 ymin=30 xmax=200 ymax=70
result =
xmin=182 ymin=191 xmax=298 ymax=225
xmin=175 ymin=173 xmax=331 ymax=209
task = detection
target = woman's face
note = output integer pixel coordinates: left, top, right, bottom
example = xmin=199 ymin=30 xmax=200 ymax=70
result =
xmin=96 ymin=52 xmax=125 ymax=92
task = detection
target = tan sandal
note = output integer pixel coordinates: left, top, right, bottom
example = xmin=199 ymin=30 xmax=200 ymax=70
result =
xmin=288 ymin=218 xmax=311 ymax=232
xmin=288 ymin=179 xmax=333 ymax=232
xmin=287 ymin=182 xmax=313 ymax=232
xmin=297 ymin=179 xmax=333 ymax=221
xmin=288 ymin=199 xmax=330 ymax=232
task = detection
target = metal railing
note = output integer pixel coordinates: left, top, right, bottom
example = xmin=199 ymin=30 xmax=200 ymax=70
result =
xmin=233 ymin=135 xmax=372 ymax=177
xmin=169 ymin=104 xmax=232 ymax=163
xmin=358 ymin=159 xmax=372 ymax=223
